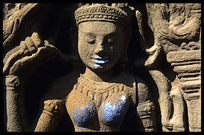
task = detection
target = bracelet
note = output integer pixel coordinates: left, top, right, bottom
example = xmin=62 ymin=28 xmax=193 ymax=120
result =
xmin=5 ymin=75 xmax=20 ymax=90
xmin=43 ymin=99 xmax=65 ymax=116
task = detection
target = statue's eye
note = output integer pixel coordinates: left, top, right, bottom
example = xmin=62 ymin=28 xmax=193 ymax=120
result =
xmin=85 ymin=35 xmax=96 ymax=44
xmin=110 ymin=46 xmax=114 ymax=50
xmin=107 ymin=38 xmax=114 ymax=44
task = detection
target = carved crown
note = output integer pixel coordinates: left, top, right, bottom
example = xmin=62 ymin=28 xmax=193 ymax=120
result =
xmin=75 ymin=4 xmax=128 ymax=25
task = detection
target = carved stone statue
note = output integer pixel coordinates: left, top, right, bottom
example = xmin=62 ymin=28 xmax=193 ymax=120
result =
xmin=3 ymin=3 xmax=201 ymax=132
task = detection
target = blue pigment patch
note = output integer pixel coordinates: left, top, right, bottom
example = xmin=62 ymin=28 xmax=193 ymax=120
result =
xmin=94 ymin=56 xmax=102 ymax=60
xmin=101 ymin=95 xmax=129 ymax=126
xmin=72 ymin=102 xmax=96 ymax=126
xmin=94 ymin=64 xmax=100 ymax=69
xmin=94 ymin=60 xmax=108 ymax=64
xmin=72 ymin=107 xmax=89 ymax=126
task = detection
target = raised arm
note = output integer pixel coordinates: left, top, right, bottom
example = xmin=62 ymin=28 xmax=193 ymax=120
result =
xmin=3 ymin=32 xmax=68 ymax=131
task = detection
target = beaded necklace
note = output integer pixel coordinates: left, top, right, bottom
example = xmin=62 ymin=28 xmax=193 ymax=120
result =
xmin=72 ymin=72 xmax=135 ymax=107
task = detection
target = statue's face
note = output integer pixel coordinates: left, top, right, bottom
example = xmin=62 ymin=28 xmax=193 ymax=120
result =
xmin=78 ymin=21 xmax=124 ymax=72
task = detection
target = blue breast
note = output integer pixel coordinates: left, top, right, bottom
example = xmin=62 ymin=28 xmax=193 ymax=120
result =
xmin=100 ymin=95 xmax=129 ymax=126
xmin=71 ymin=95 xmax=129 ymax=127
xmin=72 ymin=102 xmax=96 ymax=126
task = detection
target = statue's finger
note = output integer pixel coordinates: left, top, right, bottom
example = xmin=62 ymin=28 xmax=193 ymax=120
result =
xmin=19 ymin=41 xmax=26 ymax=55
xmin=25 ymin=37 xmax=37 ymax=54
xmin=19 ymin=41 xmax=30 ymax=56
xmin=31 ymin=32 xmax=43 ymax=47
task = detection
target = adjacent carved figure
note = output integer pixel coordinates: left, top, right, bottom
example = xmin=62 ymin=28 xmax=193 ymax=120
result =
xmin=3 ymin=3 xmax=201 ymax=132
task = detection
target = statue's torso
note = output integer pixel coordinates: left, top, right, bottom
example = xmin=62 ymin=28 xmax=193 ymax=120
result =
xmin=65 ymin=72 xmax=136 ymax=132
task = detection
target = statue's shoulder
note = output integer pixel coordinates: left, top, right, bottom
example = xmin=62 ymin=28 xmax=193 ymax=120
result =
xmin=122 ymin=71 xmax=149 ymax=91
xmin=43 ymin=72 xmax=80 ymax=101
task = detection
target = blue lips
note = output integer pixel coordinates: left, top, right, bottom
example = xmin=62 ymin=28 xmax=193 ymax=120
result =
xmin=94 ymin=57 xmax=109 ymax=64
xmin=94 ymin=59 xmax=109 ymax=64
xmin=93 ymin=57 xmax=109 ymax=69
xmin=94 ymin=65 xmax=100 ymax=69
xmin=94 ymin=56 xmax=105 ymax=60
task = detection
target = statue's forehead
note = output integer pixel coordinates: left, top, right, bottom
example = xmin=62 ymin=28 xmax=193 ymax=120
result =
xmin=78 ymin=21 xmax=118 ymax=35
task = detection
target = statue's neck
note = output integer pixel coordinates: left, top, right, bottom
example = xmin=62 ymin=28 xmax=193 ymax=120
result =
xmin=83 ymin=67 xmax=113 ymax=82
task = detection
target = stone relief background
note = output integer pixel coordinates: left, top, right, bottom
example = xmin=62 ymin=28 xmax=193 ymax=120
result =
xmin=3 ymin=3 xmax=201 ymax=132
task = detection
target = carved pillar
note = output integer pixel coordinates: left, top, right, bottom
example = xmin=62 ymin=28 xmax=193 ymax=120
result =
xmin=167 ymin=50 xmax=201 ymax=132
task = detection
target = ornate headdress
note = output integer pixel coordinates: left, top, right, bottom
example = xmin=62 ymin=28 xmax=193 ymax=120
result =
xmin=74 ymin=4 xmax=128 ymax=25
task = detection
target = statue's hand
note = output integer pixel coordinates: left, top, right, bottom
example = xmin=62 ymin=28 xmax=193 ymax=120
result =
xmin=3 ymin=32 xmax=61 ymax=76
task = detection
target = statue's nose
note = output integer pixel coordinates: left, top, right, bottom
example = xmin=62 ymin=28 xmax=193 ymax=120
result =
xmin=95 ymin=41 xmax=105 ymax=55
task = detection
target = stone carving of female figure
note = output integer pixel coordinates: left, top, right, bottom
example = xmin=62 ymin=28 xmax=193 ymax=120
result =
xmin=4 ymin=4 xmax=157 ymax=132
xmin=65 ymin=4 xmax=157 ymax=132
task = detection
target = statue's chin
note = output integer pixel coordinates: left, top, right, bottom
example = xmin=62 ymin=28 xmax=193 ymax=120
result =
xmin=87 ymin=64 xmax=113 ymax=73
